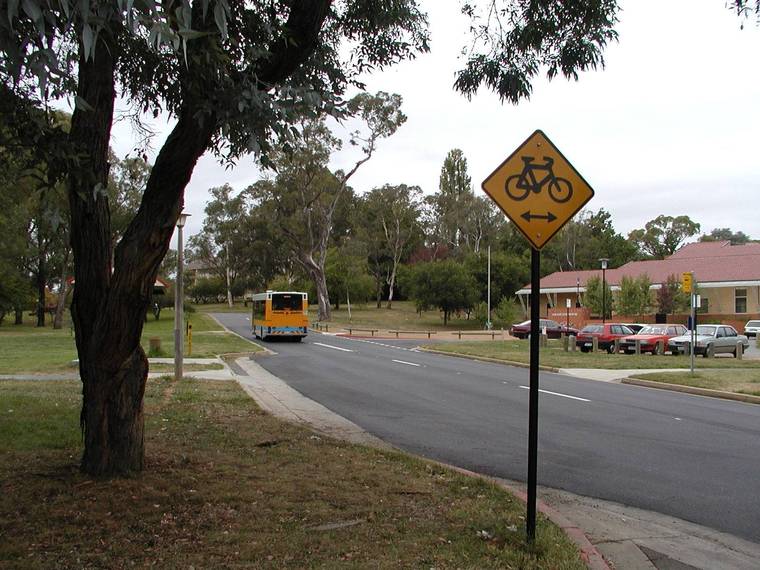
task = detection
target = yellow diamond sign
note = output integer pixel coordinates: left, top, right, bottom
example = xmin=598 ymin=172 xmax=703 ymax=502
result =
xmin=481 ymin=130 xmax=594 ymax=250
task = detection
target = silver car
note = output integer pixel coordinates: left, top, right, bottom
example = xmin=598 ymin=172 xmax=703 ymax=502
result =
xmin=668 ymin=324 xmax=750 ymax=357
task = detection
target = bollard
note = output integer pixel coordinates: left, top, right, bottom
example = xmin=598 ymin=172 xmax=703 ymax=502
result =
xmin=592 ymin=336 xmax=598 ymax=352
xmin=655 ymin=339 xmax=664 ymax=356
xmin=569 ymin=335 xmax=576 ymax=351
xmin=635 ymin=339 xmax=641 ymax=355
xmin=737 ymin=343 xmax=743 ymax=360
xmin=706 ymin=343 xmax=715 ymax=358
xmin=149 ymin=337 xmax=161 ymax=354
xmin=613 ymin=338 xmax=620 ymax=354
xmin=540 ymin=333 xmax=548 ymax=347
xmin=562 ymin=334 xmax=569 ymax=352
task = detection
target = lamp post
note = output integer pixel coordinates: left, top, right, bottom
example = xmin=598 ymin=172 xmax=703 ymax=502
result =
xmin=486 ymin=245 xmax=492 ymax=330
xmin=174 ymin=212 xmax=190 ymax=382
xmin=599 ymin=258 xmax=609 ymax=324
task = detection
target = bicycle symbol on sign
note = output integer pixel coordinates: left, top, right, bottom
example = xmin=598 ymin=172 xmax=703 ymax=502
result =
xmin=505 ymin=156 xmax=573 ymax=204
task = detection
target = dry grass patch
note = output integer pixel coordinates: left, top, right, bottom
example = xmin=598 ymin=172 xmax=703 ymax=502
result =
xmin=0 ymin=379 xmax=584 ymax=569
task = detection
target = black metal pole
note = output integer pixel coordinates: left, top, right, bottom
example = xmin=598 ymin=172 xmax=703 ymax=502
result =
xmin=527 ymin=247 xmax=540 ymax=543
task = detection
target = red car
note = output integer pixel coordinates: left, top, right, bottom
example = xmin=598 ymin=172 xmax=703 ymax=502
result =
xmin=619 ymin=324 xmax=688 ymax=355
xmin=576 ymin=323 xmax=635 ymax=353
xmin=510 ymin=319 xmax=579 ymax=339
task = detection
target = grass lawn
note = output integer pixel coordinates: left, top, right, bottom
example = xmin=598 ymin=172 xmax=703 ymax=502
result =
xmin=193 ymin=299 xmax=487 ymax=331
xmin=0 ymin=312 xmax=259 ymax=374
xmin=308 ymin=300 xmax=487 ymax=331
xmin=0 ymin=379 xmax=585 ymax=569
xmin=630 ymin=370 xmax=760 ymax=396
xmin=424 ymin=339 xmax=760 ymax=370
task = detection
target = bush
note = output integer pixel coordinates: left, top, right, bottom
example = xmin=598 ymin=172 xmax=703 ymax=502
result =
xmin=493 ymin=297 xmax=519 ymax=328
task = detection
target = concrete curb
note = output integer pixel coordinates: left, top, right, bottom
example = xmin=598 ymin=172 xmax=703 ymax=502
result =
xmin=206 ymin=313 xmax=275 ymax=355
xmin=436 ymin=463 xmax=611 ymax=570
xmin=418 ymin=347 xmax=560 ymax=372
xmin=622 ymin=377 xmax=760 ymax=404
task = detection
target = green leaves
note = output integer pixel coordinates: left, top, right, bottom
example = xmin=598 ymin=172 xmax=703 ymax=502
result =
xmin=455 ymin=1 xmax=619 ymax=103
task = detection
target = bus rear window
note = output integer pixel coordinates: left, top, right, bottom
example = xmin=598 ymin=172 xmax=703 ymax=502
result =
xmin=272 ymin=294 xmax=303 ymax=311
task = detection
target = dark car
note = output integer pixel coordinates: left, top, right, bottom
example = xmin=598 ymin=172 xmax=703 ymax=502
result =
xmin=576 ymin=323 xmax=635 ymax=353
xmin=510 ymin=318 xmax=579 ymax=339
xmin=619 ymin=324 xmax=688 ymax=355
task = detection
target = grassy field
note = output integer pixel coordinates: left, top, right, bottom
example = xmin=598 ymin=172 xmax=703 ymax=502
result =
xmin=194 ymin=299 xmax=488 ymax=331
xmin=424 ymin=339 xmax=760 ymax=370
xmin=0 ymin=312 xmax=259 ymax=374
xmin=0 ymin=379 xmax=585 ymax=569
xmin=630 ymin=370 xmax=760 ymax=396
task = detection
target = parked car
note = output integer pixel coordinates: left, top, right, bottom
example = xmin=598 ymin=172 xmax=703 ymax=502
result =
xmin=510 ymin=319 xmax=579 ymax=339
xmin=619 ymin=324 xmax=688 ymax=355
xmin=668 ymin=324 xmax=750 ymax=357
xmin=576 ymin=323 xmax=635 ymax=353
xmin=621 ymin=323 xmax=647 ymax=334
xmin=743 ymin=320 xmax=760 ymax=338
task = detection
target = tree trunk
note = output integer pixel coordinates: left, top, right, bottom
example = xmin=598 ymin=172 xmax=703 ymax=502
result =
xmin=225 ymin=244 xmax=233 ymax=308
xmin=36 ymin=233 xmax=46 ymax=327
xmin=54 ymin=249 xmax=71 ymax=329
xmin=53 ymin=277 xmax=68 ymax=329
xmin=386 ymin=262 xmax=398 ymax=309
xmin=14 ymin=307 xmax=22 ymax=325
xmin=313 ymin=268 xmax=331 ymax=321
xmin=68 ymin=32 xmax=216 ymax=475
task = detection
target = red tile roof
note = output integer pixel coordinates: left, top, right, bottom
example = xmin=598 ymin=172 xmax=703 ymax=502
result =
xmin=529 ymin=241 xmax=760 ymax=290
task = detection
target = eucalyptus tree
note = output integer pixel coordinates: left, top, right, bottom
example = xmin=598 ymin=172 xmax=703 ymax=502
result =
xmin=249 ymin=92 xmax=406 ymax=321
xmin=1 ymin=1 xmax=428 ymax=475
xmin=358 ymin=184 xmax=423 ymax=308
xmin=188 ymin=184 xmax=247 ymax=307
xmin=628 ymin=215 xmax=701 ymax=259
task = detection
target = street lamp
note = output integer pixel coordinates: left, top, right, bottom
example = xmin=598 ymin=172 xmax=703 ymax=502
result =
xmin=599 ymin=258 xmax=609 ymax=324
xmin=174 ymin=212 xmax=190 ymax=382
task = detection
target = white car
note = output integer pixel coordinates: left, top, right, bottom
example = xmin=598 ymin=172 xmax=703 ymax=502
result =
xmin=743 ymin=320 xmax=760 ymax=338
xmin=668 ymin=324 xmax=749 ymax=357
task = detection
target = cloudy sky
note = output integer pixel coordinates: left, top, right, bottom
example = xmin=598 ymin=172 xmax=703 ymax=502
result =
xmin=110 ymin=0 xmax=760 ymax=242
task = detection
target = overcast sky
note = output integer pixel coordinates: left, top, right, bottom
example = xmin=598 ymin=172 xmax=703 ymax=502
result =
xmin=110 ymin=0 xmax=760 ymax=242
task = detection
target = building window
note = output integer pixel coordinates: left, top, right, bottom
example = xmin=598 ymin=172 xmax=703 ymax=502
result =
xmin=698 ymin=297 xmax=708 ymax=314
xmin=735 ymin=288 xmax=747 ymax=314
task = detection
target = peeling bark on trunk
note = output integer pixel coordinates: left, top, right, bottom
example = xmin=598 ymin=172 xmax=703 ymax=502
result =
xmin=69 ymin=36 xmax=215 ymax=475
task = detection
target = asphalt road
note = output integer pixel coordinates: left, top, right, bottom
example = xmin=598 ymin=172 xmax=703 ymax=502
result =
xmin=215 ymin=313 xmax=760 ymax=544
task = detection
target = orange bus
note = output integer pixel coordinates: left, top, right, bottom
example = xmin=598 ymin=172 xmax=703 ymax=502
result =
xmin=251 ymin=291 xmax=308 ymax=341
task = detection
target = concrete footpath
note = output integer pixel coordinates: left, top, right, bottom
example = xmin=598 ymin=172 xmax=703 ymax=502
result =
xmin=234 ymin=354 xmax=760 ymax=570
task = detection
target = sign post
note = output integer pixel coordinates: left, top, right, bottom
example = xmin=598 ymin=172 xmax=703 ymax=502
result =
xmin=482 ymin=130 xmax=594 ymax=543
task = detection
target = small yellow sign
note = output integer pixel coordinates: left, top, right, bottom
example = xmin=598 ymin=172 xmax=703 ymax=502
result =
xmin=481 ymin=130 xmax=594 ymax=250
xmin=682 ymin=272 xmax=693 ymax=293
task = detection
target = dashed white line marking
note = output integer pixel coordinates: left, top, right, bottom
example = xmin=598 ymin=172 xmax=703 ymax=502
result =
xmin=519 ymin=386 xmax=590 ymax=402
xmin=392 ymin=359 xmax=421 ymax=367
xmin=674 ymin=417 xmax=682 ymax=421
xmin=341 ymin=337 xmax=415 ymax=352
xmin=312 ymin=342 xmax=354 ymax=353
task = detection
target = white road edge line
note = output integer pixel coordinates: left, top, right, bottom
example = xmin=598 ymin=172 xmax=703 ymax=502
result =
xmin=392 ymin=359 xmax=421 ymax=367
xmin=519 ymin=386 xmax=590 ymax=402
xmin=313 ymin=342 xmax=354 ymax=353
